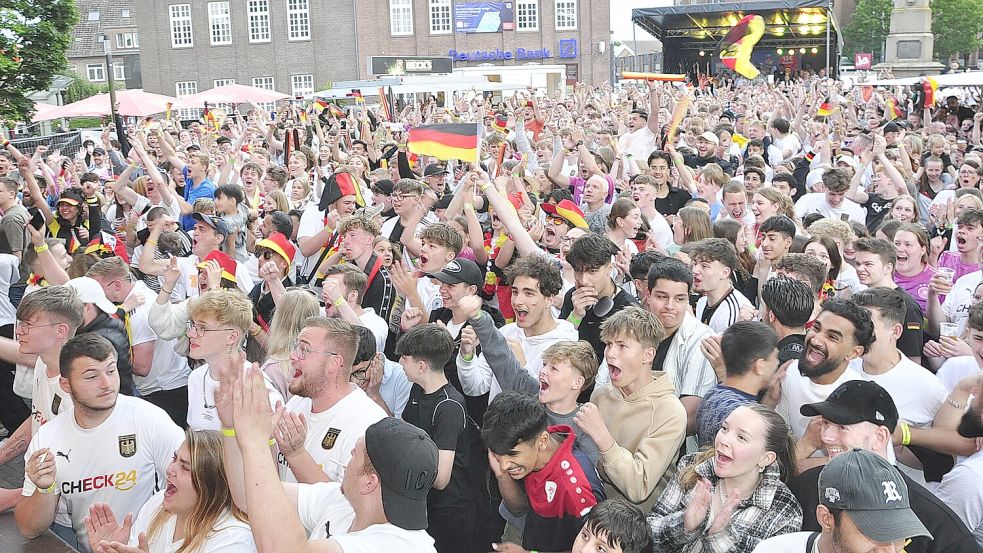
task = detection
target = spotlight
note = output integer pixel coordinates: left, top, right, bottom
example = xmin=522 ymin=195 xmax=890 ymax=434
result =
xmin=800 ymin=47 xmax=806 ymax=54
xmin=699 ymin=50 xmax=706 ymax=57
xmin=777 ymin=48 xmax=783 ymax=55
xmin=811 ymin=47 xmax=818 ymax=54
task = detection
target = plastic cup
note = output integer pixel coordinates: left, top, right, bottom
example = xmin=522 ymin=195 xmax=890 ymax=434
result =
xmin=940 ymin=322 xmax=960 ymax=338
xmin=937 ymin=267 xmax=956 ymax=284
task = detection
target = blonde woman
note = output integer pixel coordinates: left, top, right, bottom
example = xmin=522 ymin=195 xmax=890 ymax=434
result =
xmin=670 ymin=206 xmax=713 ymax=255
xmin=260 ymin=289 xmax=320 ymax=400
xmin=262 ymin=190 xmax=291 ymax=215
xmin=750 ymin=187 xmax=797 ymax=237
xmin=85 ymin=429 xmax=257 ymax=553
xmin=290 ymin=178 xmax=312 ymax=211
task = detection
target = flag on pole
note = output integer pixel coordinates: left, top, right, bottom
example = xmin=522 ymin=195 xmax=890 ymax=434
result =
xmin=378 ymin=87 xmax=392 ymax=122
xmin=817 ymin=98 xmax=833 ymax=117
xmin=922 ymin=76 xmax=938 ymax=107
xmin=717 ymin=15 xmax=765 ymax=79
xmin=407 ymin=124 xmax=481 ymax=162
xmin=885 ymin=98 xmax=904 ymax=120
xmin=347 ymin=90 xmax=364 ymax=104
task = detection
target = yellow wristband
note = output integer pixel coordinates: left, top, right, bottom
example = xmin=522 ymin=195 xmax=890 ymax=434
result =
xmin=37 ymin=481 xmax=57 ymax=494
xmin=900 ymin=421 xmax=911 ymax=446
xmin=33 ymin=244 xmax=49 ymax=253
xmin=146 ymin=239 xmax=158 ymax=246
xmin=480 ymin=182 xmax=491 ymax=191
xmin=268 ymin=438 xmax=276 ymax=447
xmin=221 ymin=428 xmax=236 ymax=437
xmin=464 ymin=202 xmax=474 ymax=211
xmin=333 ymin=297 xmax=345 ymax=307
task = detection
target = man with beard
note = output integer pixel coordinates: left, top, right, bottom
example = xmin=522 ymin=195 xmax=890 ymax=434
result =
xmin=766 ymin=299 xmax=873 ymax=438
xmin=15 ymin=334 xmax=182 ymax=551
xmin=787 ymin=380 xmax=980 ymax=553
xmin=276 ymin=317 xmax=387 ymax=484
xmin=683 ymin=132 xmax=736 ymax=176
xmin=752 ymin=449 xmax=931 ymax=552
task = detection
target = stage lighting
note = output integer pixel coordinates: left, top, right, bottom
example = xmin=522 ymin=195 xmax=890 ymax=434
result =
xmin=699 ymin=50 xmax=706 ymax=56
xmin=799 ymin=47 xmax=806 ymax=54
xmin=777 ymin=48 xmax=783 ymax=54
xmin=811 ymin=47 xmax=818 ymax=54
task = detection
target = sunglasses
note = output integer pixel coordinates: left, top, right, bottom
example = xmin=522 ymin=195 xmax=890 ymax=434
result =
xmin=546 ymin=215 xmax=569 ymax=227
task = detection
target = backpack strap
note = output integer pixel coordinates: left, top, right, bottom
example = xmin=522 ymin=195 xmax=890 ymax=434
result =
xmin=805 ymin=531 xmax=820 ymax=552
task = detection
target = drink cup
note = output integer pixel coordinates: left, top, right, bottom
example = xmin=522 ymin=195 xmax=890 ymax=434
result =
xmin=937 ymin=267 xmax=956 ymax=285
xmin=940 ymin=322 xmax=960 ymax=338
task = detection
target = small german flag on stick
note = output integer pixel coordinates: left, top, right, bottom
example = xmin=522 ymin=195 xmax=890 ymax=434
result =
xmin=407 ymin=124 xmax=480 ymax=163
xmin=817 ymin=98 xmax=833 ymax=117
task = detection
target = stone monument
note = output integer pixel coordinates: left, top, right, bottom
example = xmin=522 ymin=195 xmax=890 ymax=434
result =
xmin=873 ymin=0 xmax=944 ymax=77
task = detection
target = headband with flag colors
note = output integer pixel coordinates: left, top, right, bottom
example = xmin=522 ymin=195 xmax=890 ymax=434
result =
xmin=922 ymin=76 xmax=938 ymax=107
xmin=817 ymin=98 xmax=833 ymax=117
xmin=197 ymin=250 xmax=237 ymax=283
xmin=84 ymin=231 xmax=130 ymax=264
xmin=257 ymin=232 xmax=296 ymax=265
xmin=717 ymin=15 xmax=765 ymax=80
xmin=541 ymin=199 xmax=589 ymax=229
xmin=407 ymin=123 xmax=481 ymax=163
xmin=318 ymin=171 xmax=366 ymax=211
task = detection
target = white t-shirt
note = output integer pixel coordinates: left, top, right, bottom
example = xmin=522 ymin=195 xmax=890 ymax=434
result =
xmin=767 ymin=134 xmax=802 ymax=166
xmin=186 ymin=361 xmax=284 ymax=431
xmin=296 ymin=203 xmax=329 ymax=278
xmin=415 ymin=276 xmax=442 ymax=313
xmin=22 ymin=396 xmax=184 ymax=553
xmin=165 ymin=255 xmax=255 ymax=302
xmin=935 ymin=450 xmax=983 ymax=546
xmin=793 ymin=192 xmax=866 ymax=224
xmin=776 ymin=362 xmax=862 ymax=438
xmin=617 ymin=125 xmax=659 ymax=162
xmin=331 ymin=523 xmax=436 ymax=553
xmin=358 ymin=308 xmax=389 ymax=354
xmin=751 ymin=531 xmax=816 ymax=552
xmin=936 ymin=355 xmax=981 ymax=393
xmin=278 ymin=386 xmax=387 ymax=483
xmin=646 ymin=212 xmax=673 ymax=250
xmin=942 ymin=270 xmax=982 ymax=333
xmin=129 ymin=489 xmax=257 ymax=553
xmin=848 ymin=353 xmax=947 ymax=427
xmin=296 ymin=481 xmax=356 ymax=539
xmin=30 ymin=357 xmax=72 ymax=434
xmin=127 ymin=282 xmax=191 ymax=395
xmin=380 ymin=214 xmax=436 ymax=269
xmin=381 ymin=358 xmax=412 ymax=419
xmin=695 ymin=287 xmax=752 ymax=334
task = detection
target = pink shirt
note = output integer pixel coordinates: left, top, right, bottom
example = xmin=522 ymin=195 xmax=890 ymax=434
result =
xmin=938 ymin=251 xmax=978 ymax=282
xmin=894 ymin=265 xmax=936 ymax=312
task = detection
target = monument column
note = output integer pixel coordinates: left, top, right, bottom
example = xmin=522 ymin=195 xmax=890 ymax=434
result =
xmin=873 ymin=0 xmax=944 ymax=77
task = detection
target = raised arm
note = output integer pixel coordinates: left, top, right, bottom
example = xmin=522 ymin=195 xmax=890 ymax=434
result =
xmin=647 ymin=80 xmax=662 ymax=134
xmin=480 ymin=173 xmax=541 ymax=257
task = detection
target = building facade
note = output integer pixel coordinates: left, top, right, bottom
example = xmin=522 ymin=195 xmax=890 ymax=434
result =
xmin=355 ymin=0 xmax=611 ymax=91
xmin=69 ymin=0 xmax=142 ymax=90
xmin=134 ymin=0 xmax=359 ymax=102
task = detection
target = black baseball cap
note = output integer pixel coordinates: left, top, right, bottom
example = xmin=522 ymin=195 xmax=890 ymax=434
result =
xmin=426 ymin=258 xmax=483 ymax=287
xmin=423 ymin=163 xmax=449 ymax=178
xmin=364 ymin=418 xmax=438 ymax=530
xmin=800 ymin=380 xmax=899 ymax=432
xmin=192 ymin=212 xmax=231 ymax=238
xmin=883 ymin=121 xmax=901 ymax=134
xmin=372 ymin=179 xmax=395 ymax=196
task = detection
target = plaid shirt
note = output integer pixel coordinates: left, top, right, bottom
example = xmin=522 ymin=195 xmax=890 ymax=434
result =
xmin=647 ymin=453 xmax=803 ymax=553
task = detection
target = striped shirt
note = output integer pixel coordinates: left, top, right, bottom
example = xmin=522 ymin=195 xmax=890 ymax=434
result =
xmin=696 ymin=287 xmax=752 ymax=334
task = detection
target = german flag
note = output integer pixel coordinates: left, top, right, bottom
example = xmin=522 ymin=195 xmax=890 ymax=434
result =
xmin=378 ymin=87 xmax=392 ymax=122
xmin=407 ymin=124 xmax=480 ymax=162
xmin=717 ymin=15 xmax=765 ymax=79
xmin=817 ymin=98 xmax=833 ymax=117
xmin=886 ymin=98 xmax=904 ymax=120
xmin=922 ymin=76 xmax=938 ymax=107
xmin=347 ymin=89 xmax=364 ymax=104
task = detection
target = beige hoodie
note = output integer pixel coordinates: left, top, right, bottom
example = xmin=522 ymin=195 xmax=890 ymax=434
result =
xmin=591 ymin=370 xmax=687 ymax=513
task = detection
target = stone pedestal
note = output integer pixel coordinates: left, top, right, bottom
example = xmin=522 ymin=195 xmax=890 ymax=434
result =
xmin=872 ymin=0 xmax=943 ymax=77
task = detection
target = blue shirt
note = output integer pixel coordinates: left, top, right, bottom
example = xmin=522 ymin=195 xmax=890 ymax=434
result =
xmin=695 ymin=385 xmax=759 ymax=448
xmin=180 ymin=166 xmax=215 ymax=230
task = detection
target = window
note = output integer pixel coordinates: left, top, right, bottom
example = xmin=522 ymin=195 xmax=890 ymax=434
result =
xmin=291 ymin=74 xmax=314 ymax=97
xmin=247 ymin=0 xmax=271 ymax=43
xmin=176 ymin=81 xmax=199 ymax=119
xmin=208 ymin=2 xmax=232 ymax=45
xmin=121 ymin=9 xmax=130 ymax=17
xmin=88 ymin=11 xmax=100 ymax=21
xmin=169 ymin=4 xmax=193 ymax=48
xmin=86 ymin=63 xmax=105 ymax=82
xmin=429 ymin=0 xmax=451 ymax=34
xmin=389 ymin=0 xmax=413 ymax=36
xmin=286 ymin=0 xmax=310 ymax=41
xmin=516 ymin=0 xmax=539 ymax=31
xmin=555 ymin=0 xmax=577 ymax=30
xmin=214 ymin=78 xmax=235 ymax=87
xmin=252 ymin=77 xmax=276 ymax=111
xmin=113 ymin=63 xmax=125 ymax=81
xmin=116 ymin=32 xmax=138 ymax=49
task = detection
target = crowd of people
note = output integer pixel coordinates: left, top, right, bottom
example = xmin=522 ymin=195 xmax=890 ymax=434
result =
xmin=0 ymin=74 xmax=982 ymax=553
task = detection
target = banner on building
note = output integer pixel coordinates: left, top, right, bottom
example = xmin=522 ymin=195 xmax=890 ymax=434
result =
xmin=368 ymin=56 xmax=453 ymax=76
xmin=455 ymin=2 xmax=515 ymax=33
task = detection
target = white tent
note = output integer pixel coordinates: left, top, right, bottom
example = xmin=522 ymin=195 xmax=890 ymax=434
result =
xmin=862 ymin=71 xmax=983 ymax=87
xmin=308 ymin=75 xmax=527 ymax=102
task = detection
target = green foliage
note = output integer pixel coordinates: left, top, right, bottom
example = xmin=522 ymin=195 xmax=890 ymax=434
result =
xmin=842 ymin=0 xmax=893 ymax=61
xmin=68 ymin=117 xmax=101 ymax=130
xmin=0 ymin=0 xmax=78 ymax=123
xmin=931 ymin=0 xmax=983 ymax=62
xmin=62 ymin=69 xmax=109 ymax=104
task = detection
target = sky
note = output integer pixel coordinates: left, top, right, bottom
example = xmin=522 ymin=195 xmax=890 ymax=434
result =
xmin=611 ymin=0 xmax=672 ymax=41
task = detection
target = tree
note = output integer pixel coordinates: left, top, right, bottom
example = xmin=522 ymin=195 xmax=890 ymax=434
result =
xmin=842 ymin=0 xmax=893 ymax=62
xmin=62 ymin=69 xmax=109 ymax=104
xmin=0 ymin=1 xmax=77 ymax=123
xmin=931 ymin=0 xmax=983 ymax=62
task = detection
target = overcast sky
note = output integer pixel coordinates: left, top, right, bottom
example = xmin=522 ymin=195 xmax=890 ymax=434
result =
xmin=612 ymin=0 xmax=672 ymax=41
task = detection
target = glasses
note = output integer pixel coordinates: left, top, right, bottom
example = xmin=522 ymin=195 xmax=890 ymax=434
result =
xmin=546 ymin=216 xmax=568 ymax=227
xmin=291 ymin=339 xmax=338 ymax=360
xmin=186 ymin=321 xmax=235 ymax=336
xmin=18 ymin=321 xmax=61 ymax=334
xmin=350 ymin=362 xmax=369 ymax=382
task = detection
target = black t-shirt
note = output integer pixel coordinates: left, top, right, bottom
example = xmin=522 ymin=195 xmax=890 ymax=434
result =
xmin=655 ymin=188 xmax=691 ymax=217
xmin=777 ymin=334 xmax=805 ymax=365
xmin=863 ymin=193 xmax=894 ymax=233
xmin=250 ymin=276 xmax=294 ymax=329
xmin=401 ymin=383 xmax=472 ymax=511
xmin=791 ymin=465 xmax=981 ymax=553
xmin=896 ymin=287 xmax=925 ymax=358
xmin=653 ymin=329 xmax=678 ymax=372
xmin=358 ymin=253 xmax=398 ymax=335
xmin=559 ymin=284 xmax=639 ymax=402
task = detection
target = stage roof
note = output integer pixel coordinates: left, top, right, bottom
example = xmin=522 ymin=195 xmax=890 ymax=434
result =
xmin=632 ymin=0 xmax=842 ymax=49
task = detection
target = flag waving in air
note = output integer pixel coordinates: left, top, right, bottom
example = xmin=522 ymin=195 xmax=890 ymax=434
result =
xmin=408 ymin=124 xmax=481 ymax=162
xmin=718 ymin=14 xmax=765 ymax=80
